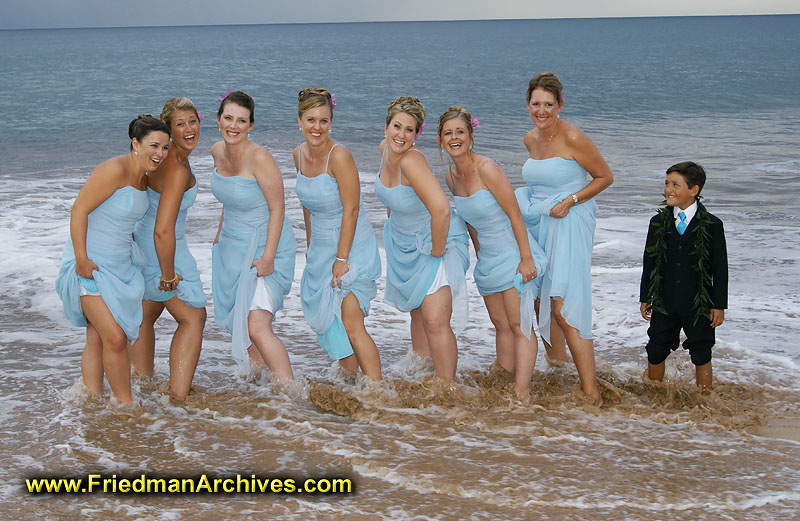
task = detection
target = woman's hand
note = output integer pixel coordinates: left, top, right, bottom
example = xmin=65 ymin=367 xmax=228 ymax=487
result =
xmin=75 ymin=257 xmax=99 ymax=279
xmin=550 ymin=197 xmax=574 ymax=218
xmin=516 ymin=257 xmax=537 ymax=284
xmin=159 ymin=273 xmax=183 ymax=291
xmin=331 ymin=258 xmax=349 ymax=289
xmin=252 ymin=257 xmax=275 ymax=277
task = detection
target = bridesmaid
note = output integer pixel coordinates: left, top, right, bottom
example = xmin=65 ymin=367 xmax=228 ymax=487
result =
xmin=210 ymin=90 xmax=297 ymax=380
xmin=56 ymin=115 xmax=170 ymax=405
xmin=515 ymin=72 xmax=613 ymax=406
xmin=437 ymin=106 xmax=547 ymax=403
xmin=293 ymin=88 xmax=382 ymax=380
xmin=374 ymin=96 xmax=470 ymax=380
xmin=131 ymin=98 xmax=206 ymax=400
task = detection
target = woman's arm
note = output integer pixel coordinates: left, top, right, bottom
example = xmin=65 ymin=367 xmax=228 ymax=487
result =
xmin=252 ymin=147 xmax=285 ymax=276
xmin=480 ymin=159 xmax=537 ymax=283
xmin=153 ymin=155 xmax=188 ymax=289
xmin=329 ymin=145 xmax=359 ymax=288
xmin=550 ymin=125 xmax=613 ymax=218
xmin=401 ymin=151 xmax=450 ymax=257
xmin=70 ymin=157 xmax=125 ymax=278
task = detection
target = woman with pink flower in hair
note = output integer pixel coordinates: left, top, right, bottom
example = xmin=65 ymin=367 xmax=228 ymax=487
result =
xmin=437 ymin=106 xmax=547 ymax=403
xmin=375 ymin=96 xmax=470 ymax=381
xmin=515 ymin=72 xmax=613 ymax=406
xmin=293 ymin=88 xmax=382 ymax=380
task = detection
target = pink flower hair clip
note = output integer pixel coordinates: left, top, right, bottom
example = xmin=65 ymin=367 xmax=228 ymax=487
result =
xmin=470 ymin=115 xmax=480 ymax=130
xmin=217 ymin=89 xmax=231 ymax=103
xmin=418 ymin=121 xmax=426 ymax=136
xmin=197 ymin=113 xmax=204 ymax=121
xmin=330 ymin=94 xmax=336 ymax=109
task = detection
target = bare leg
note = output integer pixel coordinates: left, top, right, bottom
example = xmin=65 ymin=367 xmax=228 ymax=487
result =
xmin=80 ymin=295 xmax=132 ymax=404
xmin=81 ymin=323 xmax=104 ymax=395
xmin=648 ymin=361 xmax=666 ymax=381
xmin=419 ymin=286 xmax=457 ymax=380
xmin=248 ymin=309 xmax=293 ymax=382
xmin=130 ymin=300 xmax=164 ymax=378
xmin=483 ymin=293 xmax=515 ymax=374
xmin=341 ymin=293 xmax=381 ymax=380
xmin=338 ymin=354 xmax=359 ymax=373
xmin=503 ymin=288 xmax=537 ymax=402
xmin=409 ymin=308 xmax=432 ymax=358
xmin=163 ymin=296 xmax=205 ymax=399
xmin=552 ymin=298 xmax=601 ymax=406
xmin=534 ymin=299 xmax=564 ymax=362
xmin=695 ymin=361 xmax=712 ymax=395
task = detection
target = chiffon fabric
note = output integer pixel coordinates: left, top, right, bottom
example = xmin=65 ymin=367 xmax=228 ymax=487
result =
xmin=55 ymin=186 xmax=149 ymax=341
xmin=453 ymin=189 xmax=547 ymax=340
xmin=132 ymin=174 xmax=205 ymax=308
xmin=515 ymin=157 xmax=597 ymax=343
xmin=211 ymin=169 xmax=296 ymax=372
xmin=373 ymin=149 xmax=470 ymax=332
xmin=296 ymin=143 xmax=381 ymax=360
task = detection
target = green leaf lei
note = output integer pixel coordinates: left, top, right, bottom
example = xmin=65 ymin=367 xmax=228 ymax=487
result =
xmin=645 ymin=197 xmax=713 ymax=325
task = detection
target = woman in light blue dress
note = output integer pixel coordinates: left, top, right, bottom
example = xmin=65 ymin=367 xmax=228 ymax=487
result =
xmin=131 ymin=98 xmax=206 ymax=399
xmin=375 ymin=96 xmax=470 ymax=380
xmin=55 ymin=115 xmax=171 ymax=405
xmin=210 ymin=91 xmax=297 ymax=380
xmin=515 ymin=72 xmax=613 ymax=406
xmin=437 ymin=106 xmax=547 ymax=403
xmin=293 ymin=88 xmax=382 ymax=380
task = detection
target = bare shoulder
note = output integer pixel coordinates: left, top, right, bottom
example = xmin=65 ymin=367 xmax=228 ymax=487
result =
xmin=475 ymin=154 xmax=504 ymax=179
xmin=562 ymin=120 xmax=594 ymax=149
xmin=210 ymin=141 xmax=224 ymax=161
xmin=328 ymin=142 xmax=356 ymax=171
xmin=523 ymin=128 xmax=537 ymax=150
xmin=400 ymin=147 xmax=430 ymax=170
xmin=91 ymin=155 xmax=127 ymax=183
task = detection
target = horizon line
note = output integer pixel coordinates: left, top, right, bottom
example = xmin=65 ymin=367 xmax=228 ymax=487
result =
xmin=1 ymin=12 xmax=797 ymax=32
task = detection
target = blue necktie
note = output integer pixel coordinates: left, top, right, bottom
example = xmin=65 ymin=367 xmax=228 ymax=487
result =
xmin=676 ymin=211 xmax=687 ymax=235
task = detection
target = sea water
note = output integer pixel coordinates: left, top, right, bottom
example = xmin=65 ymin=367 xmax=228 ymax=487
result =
xmin=1 ymin=16 xmax=799 ymax=520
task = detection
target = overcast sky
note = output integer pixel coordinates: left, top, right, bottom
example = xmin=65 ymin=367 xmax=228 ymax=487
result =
xmin=1 ymin=0 xmax=797 ymax=29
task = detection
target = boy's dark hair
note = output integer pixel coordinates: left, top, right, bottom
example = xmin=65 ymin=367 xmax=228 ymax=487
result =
xmin=666 ymin=161 xmax=706 ymax=195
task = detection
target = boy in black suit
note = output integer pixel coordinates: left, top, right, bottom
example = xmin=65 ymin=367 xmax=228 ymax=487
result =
xmin=639 ymin=161 xmax=728 ymax=394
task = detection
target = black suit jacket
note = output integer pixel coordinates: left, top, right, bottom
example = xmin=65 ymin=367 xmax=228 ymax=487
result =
xmin=640 ymin=207 xmax=728 ymax=313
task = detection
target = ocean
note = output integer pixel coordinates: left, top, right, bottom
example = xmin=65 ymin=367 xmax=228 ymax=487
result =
xmin=1 ymin=15 xmax=799 ymax=520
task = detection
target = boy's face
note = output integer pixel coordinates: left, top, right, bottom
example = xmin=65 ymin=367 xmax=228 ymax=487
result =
xmin=664 ymin=172 xmax=699 ymax=210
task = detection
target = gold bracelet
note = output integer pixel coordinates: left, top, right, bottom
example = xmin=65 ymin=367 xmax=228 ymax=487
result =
xmin=160 ymin=274 xmax=179 ymax=286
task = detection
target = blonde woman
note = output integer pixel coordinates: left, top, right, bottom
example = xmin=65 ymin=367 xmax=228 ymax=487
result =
xmin=131 ymin=98 xmax=206 ymax=399
xmin=438 ymin=106 xmax=547 ymax=403
xmin=374 ymin=96 xmax=470 ymax=380
xmin=293 ymin=88 xmax=382 ymax=380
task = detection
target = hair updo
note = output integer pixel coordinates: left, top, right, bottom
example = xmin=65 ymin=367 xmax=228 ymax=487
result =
xmin=437 ymin=105 xmax=474 ymax=140
xmin=386 ymin=96 xmax=425 ymax=133
xmin=160 ymin=97 xmax=199 ymax=127
xmin=128 ymin=114 xmax=170 ymax=150
xmin=526 ymin=72 xmax=564 ymax=104
xmin=217 ymin=90 xmax=255 ymax=123
xmin=297 ymin=88 xmax=333 ymax=119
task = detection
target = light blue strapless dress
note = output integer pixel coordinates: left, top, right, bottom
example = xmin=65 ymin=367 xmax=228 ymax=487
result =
xmin=211 ymin=169 xmax=297 ymax=372
xmin=296 ymin=144 xmax=382 ymax=360
xmin=55 ymin=186 xmax=149 ymax=341
xmin=132 ymin=174 xmax=205 ymax=308
xmin=373 ymin=150 xmax=470 ymax=332
xmin=453 ymin=189 xmax=548 ymax=340
xmin=515 ymin=157 xmax=598 ymax=342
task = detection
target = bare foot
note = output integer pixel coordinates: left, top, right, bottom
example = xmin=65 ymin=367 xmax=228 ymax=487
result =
xmin=514 ymin=386 xmax=532 ymax=405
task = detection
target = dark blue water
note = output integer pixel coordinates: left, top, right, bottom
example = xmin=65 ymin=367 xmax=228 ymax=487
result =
xmin=2 ymin=16 xmax=798 ymax=202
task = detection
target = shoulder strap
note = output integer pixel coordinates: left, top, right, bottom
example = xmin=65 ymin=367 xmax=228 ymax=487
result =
xmin=324 ymin=143 xmax=342 ymax=173
xmin=297 ymin=143 xmax=303 ymax=173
